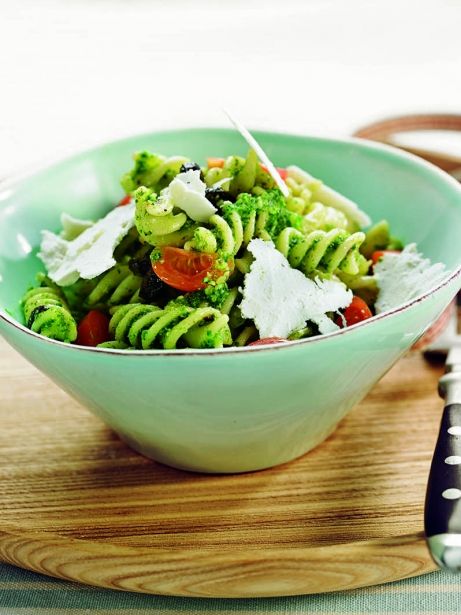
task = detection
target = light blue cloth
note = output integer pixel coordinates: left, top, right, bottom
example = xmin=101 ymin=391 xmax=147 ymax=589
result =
xmin=1 ymin=562 xmax=460 ymax=613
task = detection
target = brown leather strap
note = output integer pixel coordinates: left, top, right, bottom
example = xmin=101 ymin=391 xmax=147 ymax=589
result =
xmin=353 ymin=114 xmax=461 ymax=177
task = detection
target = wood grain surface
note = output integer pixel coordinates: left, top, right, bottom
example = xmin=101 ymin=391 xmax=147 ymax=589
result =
xmin=0 ymin=338 xmax=442 ymax=597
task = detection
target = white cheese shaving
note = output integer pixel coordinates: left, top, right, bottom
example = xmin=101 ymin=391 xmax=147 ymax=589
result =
xmin=239 ymin=239 xmax=353 ymax=338
xmin=223 ymin=108 xmax=290 ymax=197
xmin=374 ymin=243 xmax=447 ymax=314
xmin=38 ymin=202 xmax=135 ymax=286
xmin=168 ymin=170 xmax=217 ymax=222
xmin=60 ymin=213 xmax=94 ymax=240
xmin=287 ymin=165 xmax=371 ymax=228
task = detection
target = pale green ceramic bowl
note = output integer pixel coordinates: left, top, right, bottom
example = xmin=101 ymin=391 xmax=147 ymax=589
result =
xmin=1 ymin=129 xmax=461 ymax=473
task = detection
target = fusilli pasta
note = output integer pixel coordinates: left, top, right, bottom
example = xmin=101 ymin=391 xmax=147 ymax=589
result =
xmin=106 ymin=303 xmax=232 ymax=349
xmin=276 ymin=227 xmax=367 ymax=276
xmin=20 ymin=147 xmax=416 ymax=349
xmin=22 ymin=285 xmax=77 ymax=342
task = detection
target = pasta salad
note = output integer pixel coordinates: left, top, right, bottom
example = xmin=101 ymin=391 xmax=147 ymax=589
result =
xmin=21 ymin=149 xmax=447 ymax=349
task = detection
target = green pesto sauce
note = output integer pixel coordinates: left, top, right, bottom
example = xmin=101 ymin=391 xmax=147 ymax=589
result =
xmin=222 ymin=190 xmax=303 ymax=240
xmin=159 ymin=307 xmax=190 ymax=344
xmin=150 ymin=248 xmax=162 ymax=263
xmin=172 ymin=282 xmax=230 ymax=311
xmin=182 ymin=218 xmax=197 ymax=232
xmin=289 ymin=233 xmax=305 ymax=249
xmin=200 ymin=329 xmax=221 ymax=349
xmin=121 ymin=151 xmax=162 ymax=193
xmin=204 ymin=281 xmax=230 ymax=308
xmin=226 ymin=157 xmax=245 ymax=176
xmin=134 ymin=151 xmax=151 ymax=174
xmin=192 ymin=229 xmax=212 ymax=253
xmin=171 ymin=293 xmax=204 ymax=309
xmin=325 ymin=235 xmax=345 ymax=253
xmin=32 ymin=308 xmax=77 ymax=343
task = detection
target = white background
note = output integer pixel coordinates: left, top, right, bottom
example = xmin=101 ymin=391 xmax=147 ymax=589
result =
xmin=1 ymin=0 xmax=461 ymax=177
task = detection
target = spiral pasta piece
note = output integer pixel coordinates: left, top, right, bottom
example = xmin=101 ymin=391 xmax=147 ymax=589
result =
xmin=80 ymin=264 xmax=142 ymax=308
xmin=221 ymin=286 xmax=245 ymax=330
xmin=337 ymin=272 xmax=378 ymax=306
xmin=185 ymin=189 xmax=302 ymax=259
xmin=284 ymin=175 xmax=315 ymax=215
xmin=234 ymin=325 xmax=258 ymax=346
xmin=134 ymin=186 xmax=194 ymax=247
xmin=121 ymin=151 xmax=189 ymax=194
xmin=108 ymin=303 xmax=232 ymax=349
xmin=22 ymin=286 xmax=77 ymax=342
xmin=286 ymin=166 xmax=370 ymax=230
xmin=276 ymin=227 xmax=366 ymax=276
xmin=219 ymin=286 xmax=257 ymax=346
xmin=302 ymin=202 xmax=351 ymax=233
xmin=220 ymin=286 xmax=240 ymax=317
xmin=285 ymin=175 xmax=352 ymax=231
xmin=185 ymin=208 xmax=275 ymax=256
xmin=203 ymin=150 xmax=276 ymax=196
xmin=97 ymin=340 xmax=133 ymax=350
xmin=113 ymin=227 xmax=144 ymax=262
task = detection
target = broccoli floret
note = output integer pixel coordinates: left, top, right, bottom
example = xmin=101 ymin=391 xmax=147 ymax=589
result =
xmin=222 ymin=190 xmax=303 ymax=241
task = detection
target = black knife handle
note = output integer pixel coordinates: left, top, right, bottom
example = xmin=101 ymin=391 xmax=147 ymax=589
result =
xmin=425 ymin=403 xmax=461 ymax=538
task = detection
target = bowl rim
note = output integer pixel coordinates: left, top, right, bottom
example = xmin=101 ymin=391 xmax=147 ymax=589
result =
xmin=1 ymin=126 xmax=461 ymax=357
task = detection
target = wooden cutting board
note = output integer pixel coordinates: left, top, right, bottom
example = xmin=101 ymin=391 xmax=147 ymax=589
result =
xmin=0 ymin=337 xmax=443 ymax=597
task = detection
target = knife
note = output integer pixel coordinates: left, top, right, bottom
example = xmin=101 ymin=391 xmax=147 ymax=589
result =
xmin=425 ymin=308 xmax=461 ymax=571
xmin=352 ymin=114 xmax=461 ymax=569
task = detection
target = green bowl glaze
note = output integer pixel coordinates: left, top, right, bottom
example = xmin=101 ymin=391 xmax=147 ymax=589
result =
xmin=1 ymin=129 xmax=461 ymax=473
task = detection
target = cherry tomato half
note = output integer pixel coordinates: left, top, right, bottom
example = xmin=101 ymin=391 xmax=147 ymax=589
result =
xmin=76 ymin=310 xmax=110 ymax=346
xmin=248 ymin=337 xmax=288 ymax=346
xmin=371 ymin=249 xmax=400 ymax=265
xmin=152 ymin=247 xmax=218 ymax=292
xmin=118 ymin=194 xmax=132 ymax=206
xmin=336 ymin=296 xmax=373 ymax=328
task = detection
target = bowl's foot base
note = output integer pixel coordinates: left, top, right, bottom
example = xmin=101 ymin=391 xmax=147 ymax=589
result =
xmin=115 ymin=420 xmax=341 ymax=475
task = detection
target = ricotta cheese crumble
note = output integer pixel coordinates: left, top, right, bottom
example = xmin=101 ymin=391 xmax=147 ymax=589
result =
xmin=167 ymin=170 xmax=217 ymax=222
xmin=38 ymin=202 xmax=135 ymax=286
xmin=240 ymin=238 xmax=353 ymax=338
xmin=374 ymin=243 xmax=447 ymax=313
